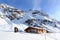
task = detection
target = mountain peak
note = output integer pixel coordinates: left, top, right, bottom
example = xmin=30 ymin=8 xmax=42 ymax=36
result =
xmin=0 ymin=4 xmax=60 ymax=33
xmin=0 ymin=4 xmax=14 ymax=8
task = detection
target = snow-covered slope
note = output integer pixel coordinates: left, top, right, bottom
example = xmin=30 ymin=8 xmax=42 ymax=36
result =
xmin=0 ymin=4 xmax=60 ymax=33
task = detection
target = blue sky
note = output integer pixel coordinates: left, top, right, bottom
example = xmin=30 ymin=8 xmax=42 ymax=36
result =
xmin=0 ymin=0 xmax=60 ymax=21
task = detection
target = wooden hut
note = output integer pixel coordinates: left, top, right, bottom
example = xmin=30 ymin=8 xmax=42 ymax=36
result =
xmin=24 ymin=27 xmax=47 ymax=34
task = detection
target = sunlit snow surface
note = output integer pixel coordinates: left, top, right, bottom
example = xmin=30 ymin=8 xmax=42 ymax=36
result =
xmin=0 ymin=17 xmax=28 ymax=32
xmin=0 ymin=31 xmax=60 ymax=40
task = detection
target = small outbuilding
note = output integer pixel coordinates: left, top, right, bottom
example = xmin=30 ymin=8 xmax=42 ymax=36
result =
xmin=24 ymin=27 xmax=48 ymax=34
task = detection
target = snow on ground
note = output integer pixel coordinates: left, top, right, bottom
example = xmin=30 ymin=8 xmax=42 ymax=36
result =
xmin=0 ymin=31 xmax=60 ymax=40
xmin=0 ymin=18 xmax=12 ymax=31
xmin=42 ymin=24 xmax=60 ymax=33
xmin=0 ymin=14 xmax=60 ymax=40
xmin=0 ymin=31 xmax=45 ymax=40
xmin=12 ymin=23 xmax=28 ymax=32
xmin=0 ymin=17 xmax=28 ymax=32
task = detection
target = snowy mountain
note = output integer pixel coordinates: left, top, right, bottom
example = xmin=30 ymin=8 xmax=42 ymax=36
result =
xmin=0 ymin=4 xmax=60 ymax=33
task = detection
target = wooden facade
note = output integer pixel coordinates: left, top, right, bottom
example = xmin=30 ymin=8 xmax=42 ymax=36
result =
xmin=14 ymin=27 xmax=51 ymax=33
xmin=24 ymin=27 xmax=47 ymax=34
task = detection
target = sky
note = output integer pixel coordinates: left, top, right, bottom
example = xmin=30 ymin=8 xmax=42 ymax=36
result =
xmin=0 ymin=0 xmax=60 ymax=21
